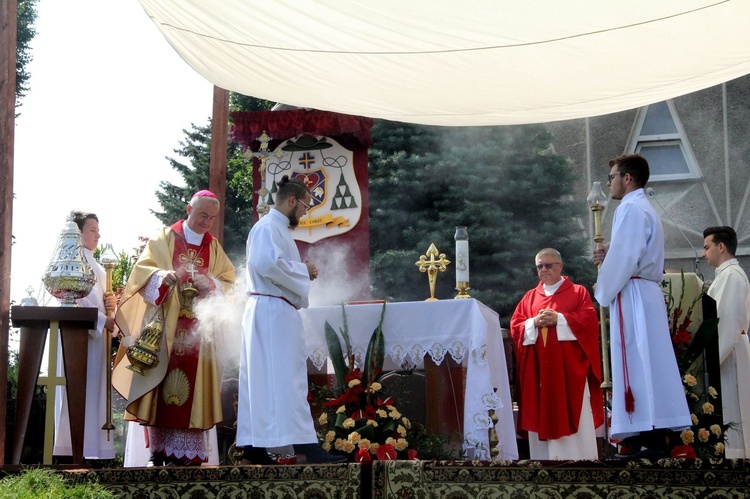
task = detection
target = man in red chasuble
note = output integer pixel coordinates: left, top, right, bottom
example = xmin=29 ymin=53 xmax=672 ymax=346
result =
xmin=113 ymin=191 xmax=235 ymax=466
xmin=510 ymin=248 xmax=604 ymax=460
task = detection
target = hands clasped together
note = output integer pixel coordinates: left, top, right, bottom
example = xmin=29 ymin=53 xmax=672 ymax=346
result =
xmin=534 ymin=308 xmax=559 ymax=328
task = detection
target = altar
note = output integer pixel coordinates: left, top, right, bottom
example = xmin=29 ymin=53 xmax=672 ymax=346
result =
xmin=299 ymin=298 xmax=518 ymax=460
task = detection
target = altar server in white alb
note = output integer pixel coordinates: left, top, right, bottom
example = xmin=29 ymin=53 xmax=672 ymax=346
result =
xmin=54 ymin=211 xmax=116 ymax=464
xmin=237 ymin=176 xmax=346 ymax=464
xmin=702 ymin=225 xmax=750 ymax=458
xmin=593 ymin=154 xmax=691 ymax=458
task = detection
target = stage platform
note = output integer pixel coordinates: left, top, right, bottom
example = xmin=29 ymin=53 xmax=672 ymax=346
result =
xmin=12 ymin=458 xmax=749 ymax=498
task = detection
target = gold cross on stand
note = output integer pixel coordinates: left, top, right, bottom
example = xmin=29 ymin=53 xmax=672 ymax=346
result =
xmin=245 ymin=131 xmax=284 ymax=217
xmin=415 ymin=243 xmax=451 ymax=301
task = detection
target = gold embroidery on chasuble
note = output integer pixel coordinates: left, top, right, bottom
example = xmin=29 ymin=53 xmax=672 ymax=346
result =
xmin=162 ymin=368 xmax=190 ymax=406
xmin=178 ymin=248 xmax=205 ymax=275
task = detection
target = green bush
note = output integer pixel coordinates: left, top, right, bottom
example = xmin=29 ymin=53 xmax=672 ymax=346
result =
xmin=0 ymin=468 xmax=114 ymax=498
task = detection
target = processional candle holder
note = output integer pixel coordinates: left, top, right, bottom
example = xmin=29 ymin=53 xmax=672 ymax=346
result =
xmin=99 ymin=243 xmax=118 ymax=435
xmin=42 ymin=211 xmax=96 ymax=306
xmin=454 ymin=226 xmax=471 ymax=299
xmin=415 ymin=243 xmax=450 ymax=301
xmin=587 ymin=181 xmax=612 ymax=391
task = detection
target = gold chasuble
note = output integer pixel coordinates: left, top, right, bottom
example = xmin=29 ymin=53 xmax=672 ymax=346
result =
xmin=112 ymin=221 xmax=235 ymax=430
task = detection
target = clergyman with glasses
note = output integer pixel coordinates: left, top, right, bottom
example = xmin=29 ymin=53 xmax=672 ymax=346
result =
xmin=510 ymin=248 xmax=604 ymax=459
xmin=592 ymin=153 xmax=691 ymax=458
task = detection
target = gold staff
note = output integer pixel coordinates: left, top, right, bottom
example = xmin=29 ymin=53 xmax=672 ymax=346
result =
xmin=587 ymin=181 xmax=612 ymax=457
xmin=99 ymin=243 xmax=119 ymax=439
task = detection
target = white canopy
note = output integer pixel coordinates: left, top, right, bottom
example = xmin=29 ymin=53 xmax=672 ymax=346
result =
xmin=140 ymin=0 xmax=750 ymax=126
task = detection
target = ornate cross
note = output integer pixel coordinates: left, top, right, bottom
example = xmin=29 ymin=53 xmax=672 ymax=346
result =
xmin=415 ymin=243 xmax=450 ymax=301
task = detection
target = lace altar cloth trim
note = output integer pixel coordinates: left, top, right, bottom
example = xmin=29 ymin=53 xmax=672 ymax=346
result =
xmin=308 ymin=341 xmax=487 ymax=371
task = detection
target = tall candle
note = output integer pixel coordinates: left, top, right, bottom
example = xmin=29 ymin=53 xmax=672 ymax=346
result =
xmin=455 ymin=226 xmax=469 ymax=284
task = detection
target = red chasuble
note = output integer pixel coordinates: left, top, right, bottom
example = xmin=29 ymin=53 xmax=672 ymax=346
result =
xmin=510 ymin=277 xmax=604 ymax=440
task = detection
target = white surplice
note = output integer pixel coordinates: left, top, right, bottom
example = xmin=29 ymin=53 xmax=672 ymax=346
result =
xmin=594 ymin=188 xmax=691 ymax=440
xmin=707 ymin=258 xmax=750 ymax=458
xmin=236 ymin=209 xmax=318 ymax=448
xmin=53 ymin=248 xmax=115 ymax=459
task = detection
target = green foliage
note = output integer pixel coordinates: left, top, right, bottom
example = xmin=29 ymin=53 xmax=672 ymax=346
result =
xmin=0 ymin=468 xmax=114 ymax=498
xmin=368 ymin=121 xmax=596 ymax=323
xmin=16 ymin=0 xmax=38 ymax=106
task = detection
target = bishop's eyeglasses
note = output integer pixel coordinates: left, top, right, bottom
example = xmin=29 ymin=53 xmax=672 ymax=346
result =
xmin=536 ymin=262 xmax=561 ymax=270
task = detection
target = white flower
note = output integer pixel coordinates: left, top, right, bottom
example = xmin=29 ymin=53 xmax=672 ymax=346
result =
xmin=348 ymin=379 xmax=362 ymax=388
xmin=369 ymin=382 xmax=382 ymax=393
xmin=318 ymin=413 xmax=328 ymax=425
xmin=343 ymin=418 xmax=356 ymax=429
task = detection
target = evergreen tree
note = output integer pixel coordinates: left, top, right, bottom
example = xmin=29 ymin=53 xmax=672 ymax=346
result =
xmin=16 ymin=0 xmax=38 ymax=107
xmin=368 ymin=121 xmax=595 ymax=323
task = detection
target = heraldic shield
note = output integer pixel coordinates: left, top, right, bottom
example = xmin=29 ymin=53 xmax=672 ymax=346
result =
xmin=263 ymin=135 xmax=362 ymax=244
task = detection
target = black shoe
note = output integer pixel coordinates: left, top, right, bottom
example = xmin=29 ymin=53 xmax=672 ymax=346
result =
xmin=615 ymin=447 xmax=666 ymax=459
xmin=147 ymin=452 xmax=166 ymax=467
xmin=293 ymin=443 xmax=347 ymax=464
xmin=242 ymin=445 xmax=276 ymax=465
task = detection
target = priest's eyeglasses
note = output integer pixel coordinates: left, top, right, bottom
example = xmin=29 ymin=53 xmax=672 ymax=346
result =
xmin=297 ymin=198 xmax=312 ymax=211
xmin=536 ymin=262 xmax=560 ymax=270
xmin=607 ymin=173 xmax=625 ymax=182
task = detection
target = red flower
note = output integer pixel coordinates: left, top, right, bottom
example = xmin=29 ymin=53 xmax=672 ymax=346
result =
xmin=376 ymin=443 xmax=398 ymax=461
xmin=671 ymin=445 xmax=697 ymax=459
xmin=351 ymin=409 xmax=368 ymax=420
xmin=355 ymin=448 xmax=372 ymax=463
xmin=407 ymin=449 xmax=418 ymax=460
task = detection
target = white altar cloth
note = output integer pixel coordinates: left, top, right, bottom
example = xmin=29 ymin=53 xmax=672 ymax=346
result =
xmin=299 ymin=298 xmax=518 ymax=460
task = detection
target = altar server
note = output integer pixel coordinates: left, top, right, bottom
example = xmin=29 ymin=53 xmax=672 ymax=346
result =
xmin=237 ymin=176 xmax=345 ymax=464
xmin=702 ymin=225 xmax=750 ymax=458
xmin=54 ymin=211 xmax=116 ymax=464
xmin=511 ymin=248 xmax=603 ymax=460
xmin=594 ymin=154 xmax=691 ymax=458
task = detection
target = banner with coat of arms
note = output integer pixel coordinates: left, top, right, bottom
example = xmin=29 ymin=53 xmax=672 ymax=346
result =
xmin=262 ymin=135 xmax=361 ymax=244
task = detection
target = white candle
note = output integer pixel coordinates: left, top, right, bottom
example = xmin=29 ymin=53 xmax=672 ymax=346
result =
xmin=455 ymin=226 xmax=469 ymax=284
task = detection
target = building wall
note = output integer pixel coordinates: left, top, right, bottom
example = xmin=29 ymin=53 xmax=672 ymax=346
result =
xmin=546 ymin=74 xmax=750 ymax=283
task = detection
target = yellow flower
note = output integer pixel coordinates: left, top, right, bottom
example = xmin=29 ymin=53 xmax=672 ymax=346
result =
xmin=714 ymin=442 xmax=725 ymax=455
xmin=343 ymin=441 xmax=356 ymax=453
xmin=708 ymin=386 xmax=718 ymax=398
xmin=322 ymin=441 xmax=331 ymax=452
xmin=389 ymin=408 xmax=402 ymax=419
xmin=401 ymin=417 xmax=411 ymax=429
xmin=348 ymin=379 xmax=362 ymax=388
xmin=371 ymin=443 xmax=380 ymax=453
xmin=318 ymin=413 xmax=328 ymax=425
xmin=681 ymin=430 xmax=695 ymax=445
xmin=369 ymin=382 xmax=382 ymax=393
xmin=386 ymin=437 xmax=397 ymax=446
xmin=394 ymin=438 xmax=408 ymax=451
xmin=397 ymin=425 xmax=407 ymax=437
xmin=368 ymin=419 xmax=379 ymax=428
xmin=698 ymin=428 xmax=710 ymax=442
xmin=710 ymin=424 xmax=722 ymax=437
xmin=683 ymin=374 xmax=697 ymax=387
xmin=334 ymin=438 xmax=346 ymax=450
xmin=348 ymin=432 xmax=362 ymax=444
xmin=690 ymin=414 xmax=698 ymax=425
xmin=326 ymin=431 xmax=336 ymax=442
xmin=336 ymin=405 xmax=347 ymax=414
xmin=376 ymin=409 xmax=388 ymax=418
xmin=689 ymin=393 xmax=700 ymax=401
xmin=702 ymin=402 xmax=715 ymax=414
xmin=343 ymin=418 xmax=356 ymax=429
xmin=358 ymin=439 xmax=372 ymax=450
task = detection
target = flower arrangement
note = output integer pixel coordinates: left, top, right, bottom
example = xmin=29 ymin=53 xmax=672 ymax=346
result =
xmin=661 ymin=271 xmax=728 ymax=459
xmin=313 ymin=302 xmax=419 ymax=462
